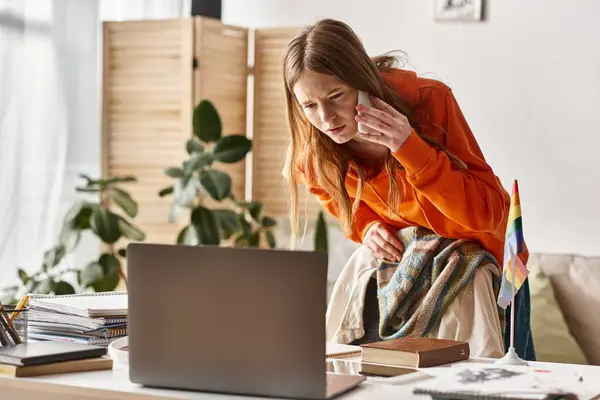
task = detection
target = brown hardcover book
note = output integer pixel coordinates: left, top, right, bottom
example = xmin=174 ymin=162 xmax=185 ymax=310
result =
xmin=0 ymin=356 xmax=113 ymax=377
xmin=359 ymin=362 xmax=418 ymax=377
xmin=360 ymin=337 xmax=470 ymax=368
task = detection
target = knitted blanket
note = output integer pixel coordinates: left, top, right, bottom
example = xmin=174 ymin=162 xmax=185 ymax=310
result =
xmin=377 ymin=226 xmax=505 ymax=340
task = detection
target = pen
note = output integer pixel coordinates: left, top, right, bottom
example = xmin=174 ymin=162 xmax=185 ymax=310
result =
xmin=9 ymin=295 xmax=29 ymax=323
xmin=0 ymin=305 xmax=11 ymax=346
xmin=0 ymin=323 xmax=9 ymax=346
xmin=0 ymin=301 xmax=22 ymax=345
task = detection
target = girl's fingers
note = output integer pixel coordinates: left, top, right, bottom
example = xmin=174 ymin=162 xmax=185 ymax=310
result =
xmin=372 ymin=232 xmax=401 ymax=262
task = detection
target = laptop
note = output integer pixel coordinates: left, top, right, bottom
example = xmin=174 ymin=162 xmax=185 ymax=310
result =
xmin=127 ymin=243 xmax=365 ymax=399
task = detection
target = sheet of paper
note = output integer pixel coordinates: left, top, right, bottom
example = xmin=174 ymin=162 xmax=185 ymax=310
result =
xmin=414 ymin=364 xmax=599 ymax=399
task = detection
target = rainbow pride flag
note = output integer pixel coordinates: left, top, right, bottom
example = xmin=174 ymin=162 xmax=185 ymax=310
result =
xmin=497 ymin=180 xmax=529 ymax=309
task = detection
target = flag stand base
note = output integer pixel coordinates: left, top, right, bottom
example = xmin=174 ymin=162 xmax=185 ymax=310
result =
xmin=495 ymin=347 xmax=528 ymax=366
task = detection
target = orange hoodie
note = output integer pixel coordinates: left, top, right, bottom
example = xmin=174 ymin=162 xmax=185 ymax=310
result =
xmin=297 ymin=68 xmax=513 ymax=265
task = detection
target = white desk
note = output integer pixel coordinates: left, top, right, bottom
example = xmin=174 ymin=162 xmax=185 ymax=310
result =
xmin=1 ymin=358 xmax=600 ymax=400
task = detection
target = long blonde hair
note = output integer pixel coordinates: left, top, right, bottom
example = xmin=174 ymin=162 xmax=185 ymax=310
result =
xmin=282 ymin=18 xmax=465 ymax=248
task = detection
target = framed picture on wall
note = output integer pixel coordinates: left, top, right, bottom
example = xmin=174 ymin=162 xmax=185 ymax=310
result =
xmin=434 ymin=0 xmax=483 ymax=21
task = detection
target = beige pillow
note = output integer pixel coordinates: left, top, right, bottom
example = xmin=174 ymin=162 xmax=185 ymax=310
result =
xmin=539 ymin=254 xmax=600 ymax=365
xmin=528 ymin=254 xmax=588 ymax=365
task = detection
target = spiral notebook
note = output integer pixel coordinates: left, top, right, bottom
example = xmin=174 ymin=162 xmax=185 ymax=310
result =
xmin=28 ymin=292 xmax=128 ymax=318
xmin=27 ymin=332 xmax=116 ymax=347
xmin=26 ymin=292 xmax=128 ymax=347
xmin=326 ymin=343 xmax=361 ymax=358
xmin=29 ymin=324 xmax=127 ymax=339
xmin=27 ymin=310 xmax=126 ymax=331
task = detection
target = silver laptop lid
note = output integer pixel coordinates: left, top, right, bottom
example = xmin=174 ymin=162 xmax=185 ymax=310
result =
xmin=127 ymin=243 xmax=328 ymax=399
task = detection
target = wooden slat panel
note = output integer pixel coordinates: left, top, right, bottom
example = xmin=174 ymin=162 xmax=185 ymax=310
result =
xmin=251 ymin=27 xmax=321 ymax=218
xmin=194 ymin=17 xmax=248 ymax=202
xmin=102 ymin=18 xmax=193 ymax=253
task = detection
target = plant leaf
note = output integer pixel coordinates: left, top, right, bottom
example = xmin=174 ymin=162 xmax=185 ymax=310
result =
xmin=186 ymin=139 xmax=205 ymax=154
xmin=191 ymin=206 xmax=220 ymax=245
xmin=169 ymin=202 xmax=183 ymax=224
xmin=238 ymin=200 xmax=262 ymax=221
xmin=68 ymin=201 xmax=94 ymax=230
xmin=212 ymin=135 xmax=252 ymax=163
xmin=165 ymin=167 xmax=184 ymax=178
xmin=261 ymin=216 xmax=277 ymax=228
xmin=98 ymin=253 xmax=121 ymax=276
xmin=213 ymin=209 xmax=242 ymax=239
xmin=199 ymin=169 xmax=231 ymax=201
xmin=78 ymin=173 xmax=96 ymax=185
xmin=266 ymin=230 xmax=276 ymax=249
xmin=54 ymin=281 xmax=76 ymax=295
xmin=193 ymin=100 xmax=222 ymax=142
xmin=42 ymin=245 xmax=66 ymax=271
xmin=248 ymin=232 xmax=260 ymax=247
xmin=35 ymin=278 xmax=56 ymax=295
xmin=170 ymin=177 xmax=197 ymax=222
xmin=25 ymin=279 xmax=41 ymax=294
xmin=92 ymin=273 xmax=120 ymax=292
xmin=181 ymin=172 xmax=193 ymax=189
xmin=81 ymin=262 xmax=104 ymax=287
xmin=235 ymin=235 xmax=248 ymax=247
xmin=177 ymin=226 xmax=199 ymax=245
xmin=173 ymin=177 xmax=198 ymax=208
xmin=117 ymin=218 xmax=146 ymax=241
xmin=75 ymin=187 xmax=100 ymax=193
xmin=59 ymin=229 xmax=81 ymax=253
xmin=90 ymin=208 xmax=121 ymax=244
xmin=18 ymin=269 xmax=29 ymax=284
xmin=159 ymin=186 xmax=173 ymax=197
xmin=186 ymin=153 xmax=214 ymax=173
xmin=99 ymin=176 xmax=136 ymax=188
xmin=112 ymin=188 xmax=138 ymax=218
xmin=314 ymin=210 xmax=328 ymax=252
xmin=59 ymin=201 xmax=93 ymax=251
xmin=239 ymin=215 xmax=252 ymax=238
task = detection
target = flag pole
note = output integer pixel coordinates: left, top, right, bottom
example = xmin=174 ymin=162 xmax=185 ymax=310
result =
xmin=496 ymin=180 xmax=528 ymax=366
xmin=495 ymin=262 xmax=528 ymax=365
xmin=510 ymin=260 xmax=515 ymax=350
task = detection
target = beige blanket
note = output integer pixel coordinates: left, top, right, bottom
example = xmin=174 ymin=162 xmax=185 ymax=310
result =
xmin=326 ymin=238 xmax=505 ymax=358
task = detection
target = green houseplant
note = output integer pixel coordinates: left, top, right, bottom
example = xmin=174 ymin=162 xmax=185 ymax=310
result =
xmin=0 ymin=175 xmax=145 ymax=303
xmin=160 ymin=100 xmax=277 ymax=248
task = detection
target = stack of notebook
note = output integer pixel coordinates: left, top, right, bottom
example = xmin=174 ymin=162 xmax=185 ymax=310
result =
xmin=25 ymin=292 xmax=128 ymax=347
xmin=0 ymin=340 xmax=112 ymax=377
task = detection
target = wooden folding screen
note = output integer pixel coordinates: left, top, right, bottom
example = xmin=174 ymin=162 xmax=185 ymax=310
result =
xmin=102 ymin=17 xmax=322 ymax=248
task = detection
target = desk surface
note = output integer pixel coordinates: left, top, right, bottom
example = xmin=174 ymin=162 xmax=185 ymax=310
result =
xmin=1 ymin=357 xmax=600 ymax=400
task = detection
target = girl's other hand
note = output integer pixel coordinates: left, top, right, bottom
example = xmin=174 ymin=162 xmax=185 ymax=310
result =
xmin=363 ymin=222 xmax=404 ymax=262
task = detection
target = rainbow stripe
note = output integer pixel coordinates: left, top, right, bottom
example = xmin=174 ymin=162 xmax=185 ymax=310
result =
xmin=497 ymin=180 xmax=529 ymax=309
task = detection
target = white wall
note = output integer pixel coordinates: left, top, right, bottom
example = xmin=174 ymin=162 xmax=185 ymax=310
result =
xmin=223 ymin=0 xmax=600 ymax=257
